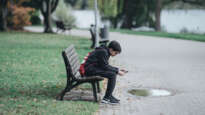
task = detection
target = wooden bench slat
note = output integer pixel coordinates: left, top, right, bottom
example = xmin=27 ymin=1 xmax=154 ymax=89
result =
xmin=72 ymin=64 xmax=80 ymax=76
xmin=66 ymin=48 xmax=75 ymax=58
xmin=69 ymin=56 xmax=80 ymax=67
xmin=64 ymin=46 xmax=81 ymax=77
xmin=67 ymin=53 xmax=79 ymax=65
xmin=70 ymin=58 xmax=80 ymax=71
xmin=67 ymin=51 xmax=78 ymax=61
xmin=70 ymin=60 xmax=78 ymax=71
xmin=65 ymin=44 xmax=74 ymax=52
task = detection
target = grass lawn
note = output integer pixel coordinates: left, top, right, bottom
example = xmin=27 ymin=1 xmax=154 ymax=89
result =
xmin=112 ymin=29 xmax=205 ymax=42
xmin=0 ymin=32 xmax=98 ymax=115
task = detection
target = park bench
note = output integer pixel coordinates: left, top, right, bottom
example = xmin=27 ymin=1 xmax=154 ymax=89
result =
xmin=90 ymin=25 xmax=109 ymax=48
xmin=58 ymin=45 xmax=104 ymax=102
xmin=55 ymin=20 xmax=72 ymax=33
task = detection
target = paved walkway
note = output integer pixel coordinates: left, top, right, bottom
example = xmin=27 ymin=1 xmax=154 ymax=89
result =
xmin=25 ymin=27 xmax=205 ymax=115
xmin=99 ymin=32 xmax=205 ymax=115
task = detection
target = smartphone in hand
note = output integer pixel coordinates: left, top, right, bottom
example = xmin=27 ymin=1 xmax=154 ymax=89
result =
xmin=121 ymin=69 xmax=128 ymax=73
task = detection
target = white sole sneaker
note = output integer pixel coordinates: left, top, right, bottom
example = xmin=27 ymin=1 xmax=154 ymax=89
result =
xmin=101 ymin=99 xmax=119 ymax=105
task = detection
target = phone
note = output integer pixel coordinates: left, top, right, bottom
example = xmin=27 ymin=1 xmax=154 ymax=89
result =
xmin=121 ymin=70 xmax=128 ymax=73
xmin=124 ymin=70 xmax=128 ymax=73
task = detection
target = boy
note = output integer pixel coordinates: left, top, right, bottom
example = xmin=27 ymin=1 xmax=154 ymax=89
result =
xmin=84 ymin=40 xmax=127 ymax=104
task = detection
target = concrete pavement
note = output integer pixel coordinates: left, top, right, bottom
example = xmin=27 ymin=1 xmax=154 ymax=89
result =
xmin=97 ymin=32 xmax=205 ymax=115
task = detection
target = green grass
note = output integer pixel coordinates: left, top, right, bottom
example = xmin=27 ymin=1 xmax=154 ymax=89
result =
xmin=0 ymin=32 xmax=98 ymax=115
xmin=112 ymin=29 xmax=205 ymax=42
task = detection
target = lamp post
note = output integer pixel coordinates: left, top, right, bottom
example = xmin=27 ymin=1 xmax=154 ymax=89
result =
xmin=94 ymin=0 xmax=99 ymax=48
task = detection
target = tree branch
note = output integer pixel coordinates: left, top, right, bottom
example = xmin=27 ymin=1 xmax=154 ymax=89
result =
xmin=51 ymin=0 xmax=59 ymax=13
xmin=40 ymin=0 xmax=46 ymax=16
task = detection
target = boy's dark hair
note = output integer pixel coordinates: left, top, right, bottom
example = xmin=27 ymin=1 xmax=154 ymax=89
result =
xmin=108 ymin=40 xmax=121 ymax=53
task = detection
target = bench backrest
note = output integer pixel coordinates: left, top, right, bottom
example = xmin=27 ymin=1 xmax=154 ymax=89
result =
xmin=62 ymin=45 xmax=81 ymax=79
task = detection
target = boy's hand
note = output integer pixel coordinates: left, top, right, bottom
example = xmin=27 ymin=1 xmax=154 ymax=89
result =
xmin=118 ymin=70 xmax=125 ymax=76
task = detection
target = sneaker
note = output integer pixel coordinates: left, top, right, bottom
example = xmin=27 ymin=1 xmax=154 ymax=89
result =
xmin=110 ymin=95 xmax=120 ymax=102
xmin=101 ymin=97 xmax=119 ymax=105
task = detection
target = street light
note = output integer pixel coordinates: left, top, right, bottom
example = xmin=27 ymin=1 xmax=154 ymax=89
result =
xmin=94 ymin=0 xmax=99 ymax=48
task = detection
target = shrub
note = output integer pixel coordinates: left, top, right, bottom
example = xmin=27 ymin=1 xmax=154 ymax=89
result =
xmin=30 ymin=10 xmax=41 ymax=25
xmin=53 ymin=1 xmax=76 ymax=27
xmin=180 ymin=27 xmax=189 ymax=34
xmin=9 ymin=5 xmax=34 ymax=30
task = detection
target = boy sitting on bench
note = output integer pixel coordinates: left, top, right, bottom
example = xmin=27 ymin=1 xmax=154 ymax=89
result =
xmin=84 ymin=40 xmax=127 ymax=104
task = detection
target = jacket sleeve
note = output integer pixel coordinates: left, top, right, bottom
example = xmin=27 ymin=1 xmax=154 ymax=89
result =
xmin=96 ymin=50 xmax=119 ymax=74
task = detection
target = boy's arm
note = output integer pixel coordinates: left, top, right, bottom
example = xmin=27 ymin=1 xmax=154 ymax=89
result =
xmin=97 ymin=50 xmax=119 ymax=73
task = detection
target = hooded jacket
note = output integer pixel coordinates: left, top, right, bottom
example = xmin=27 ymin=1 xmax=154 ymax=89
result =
xmin=84 ymin=45 xmax=119 ymax=74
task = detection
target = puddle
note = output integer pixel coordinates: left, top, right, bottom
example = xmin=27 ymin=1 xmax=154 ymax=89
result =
xmin=128 ymin=89 xmax=172 ymax=97
xmin=150 ymin=89 xmax=171 ymax=96
xmin=128 ymin=89 xmax=149 ymax=97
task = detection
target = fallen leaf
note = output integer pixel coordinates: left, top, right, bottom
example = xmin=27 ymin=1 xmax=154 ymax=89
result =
xmin=52 ymin=100 xmax=56 ymax=103
xmin=33 ymin=98 xmax=37 ymax=102
xmin=17 ymin=105 xmax=23 ymax=108
xmin=0 ymin=104 xmax=4 ymax=107
xmin=43 ymin=100 xmax=47 ymax=103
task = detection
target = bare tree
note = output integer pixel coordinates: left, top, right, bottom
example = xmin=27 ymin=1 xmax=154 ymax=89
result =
xmin=40 ymin=0 xmax=59 ymax=33
xmin=155 ymin=0 xmax=162 ymax=31
xmin=0 ymin=0 xmax=8 ymax=31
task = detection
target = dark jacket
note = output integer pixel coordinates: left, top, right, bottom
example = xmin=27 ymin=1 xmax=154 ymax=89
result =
xmin=84 ymin=45 xmax=119 ymax=74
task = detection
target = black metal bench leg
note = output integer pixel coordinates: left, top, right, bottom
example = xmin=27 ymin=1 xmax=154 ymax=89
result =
xmin=59 ymin=89 xmax=66 ymax=100
xmin=59 ymin=86 xmax=71 ymax=100
xmin=91 ymin=82 xmax=98 ymax=102
xmin=96 ymin=81 xmax=101 ymax=93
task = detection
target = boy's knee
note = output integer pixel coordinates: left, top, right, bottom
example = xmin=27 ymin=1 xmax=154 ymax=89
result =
xmin=109 ymin=72 xmax=117 ymax=78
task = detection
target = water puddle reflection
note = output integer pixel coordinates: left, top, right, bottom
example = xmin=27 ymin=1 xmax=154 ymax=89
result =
xmin=128 ymin=88 xmax=172 ymax=97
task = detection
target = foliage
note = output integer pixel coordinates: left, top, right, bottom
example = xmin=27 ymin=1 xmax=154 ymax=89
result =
xmin=19 ymin=0 xmax=59 ymax=33
xmin=98 ymin=0 xmax=118 ymax=18
xmin=117 ymin=0 xmax=124 ymax=15
xmin=54 ymin=0 xmax=76 ymax=27
xmin=64 ymin=0 xmax=79 ymax=7
xmin=8 ymin=5 xmax=34 ymax=30
xmin=11 ymin=0 xmax=32 ymax=6
xmin=0 ymin=0 xmax=35 ymax=30
xmin=86 ymin=0 xmax=119 ymax=19
xmin=0 ymin=32 xmax=98 ymax=115
xmin=30 ymin=10 xmax=41 ymax=25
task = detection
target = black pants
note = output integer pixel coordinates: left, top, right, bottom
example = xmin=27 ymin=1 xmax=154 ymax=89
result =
xmin=85 ymin=67 xmax=117 ymax=98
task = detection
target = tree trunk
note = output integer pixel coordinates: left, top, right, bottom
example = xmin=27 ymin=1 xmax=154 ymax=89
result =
xmin=121 ymin=16 xmax=132 ymax=29
xmin=44 ymin=0 xmax=53 ymax=33
xmin=40 ymin=0 xmax=59 ymax=33
xmin=0 ymin=0 xmax=8 ymax=31
xmin=81 ymin=0 xmax=88 ymax=10
xmin=112 ymin=0 xmax=123 ymax=28
xmin=121 ymin=0 xmax=132 ymax=29
xmin=41 ymin=0 xmax=53 ymax=33
xmin=155 ymin=0 xmax=161 ymax=31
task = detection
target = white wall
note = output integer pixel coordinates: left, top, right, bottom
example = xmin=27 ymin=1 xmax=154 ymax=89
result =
xmin=161 ymin=9 xmax=205 ymax=34
xmin=73 ymin=10 xmax=103 ymax=29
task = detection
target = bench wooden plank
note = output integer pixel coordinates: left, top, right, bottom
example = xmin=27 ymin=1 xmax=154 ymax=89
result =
xmin=65 ymin=45 xmax=74 ymax=54
xmin=65 ymin=48 xmax=75 ymax=58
